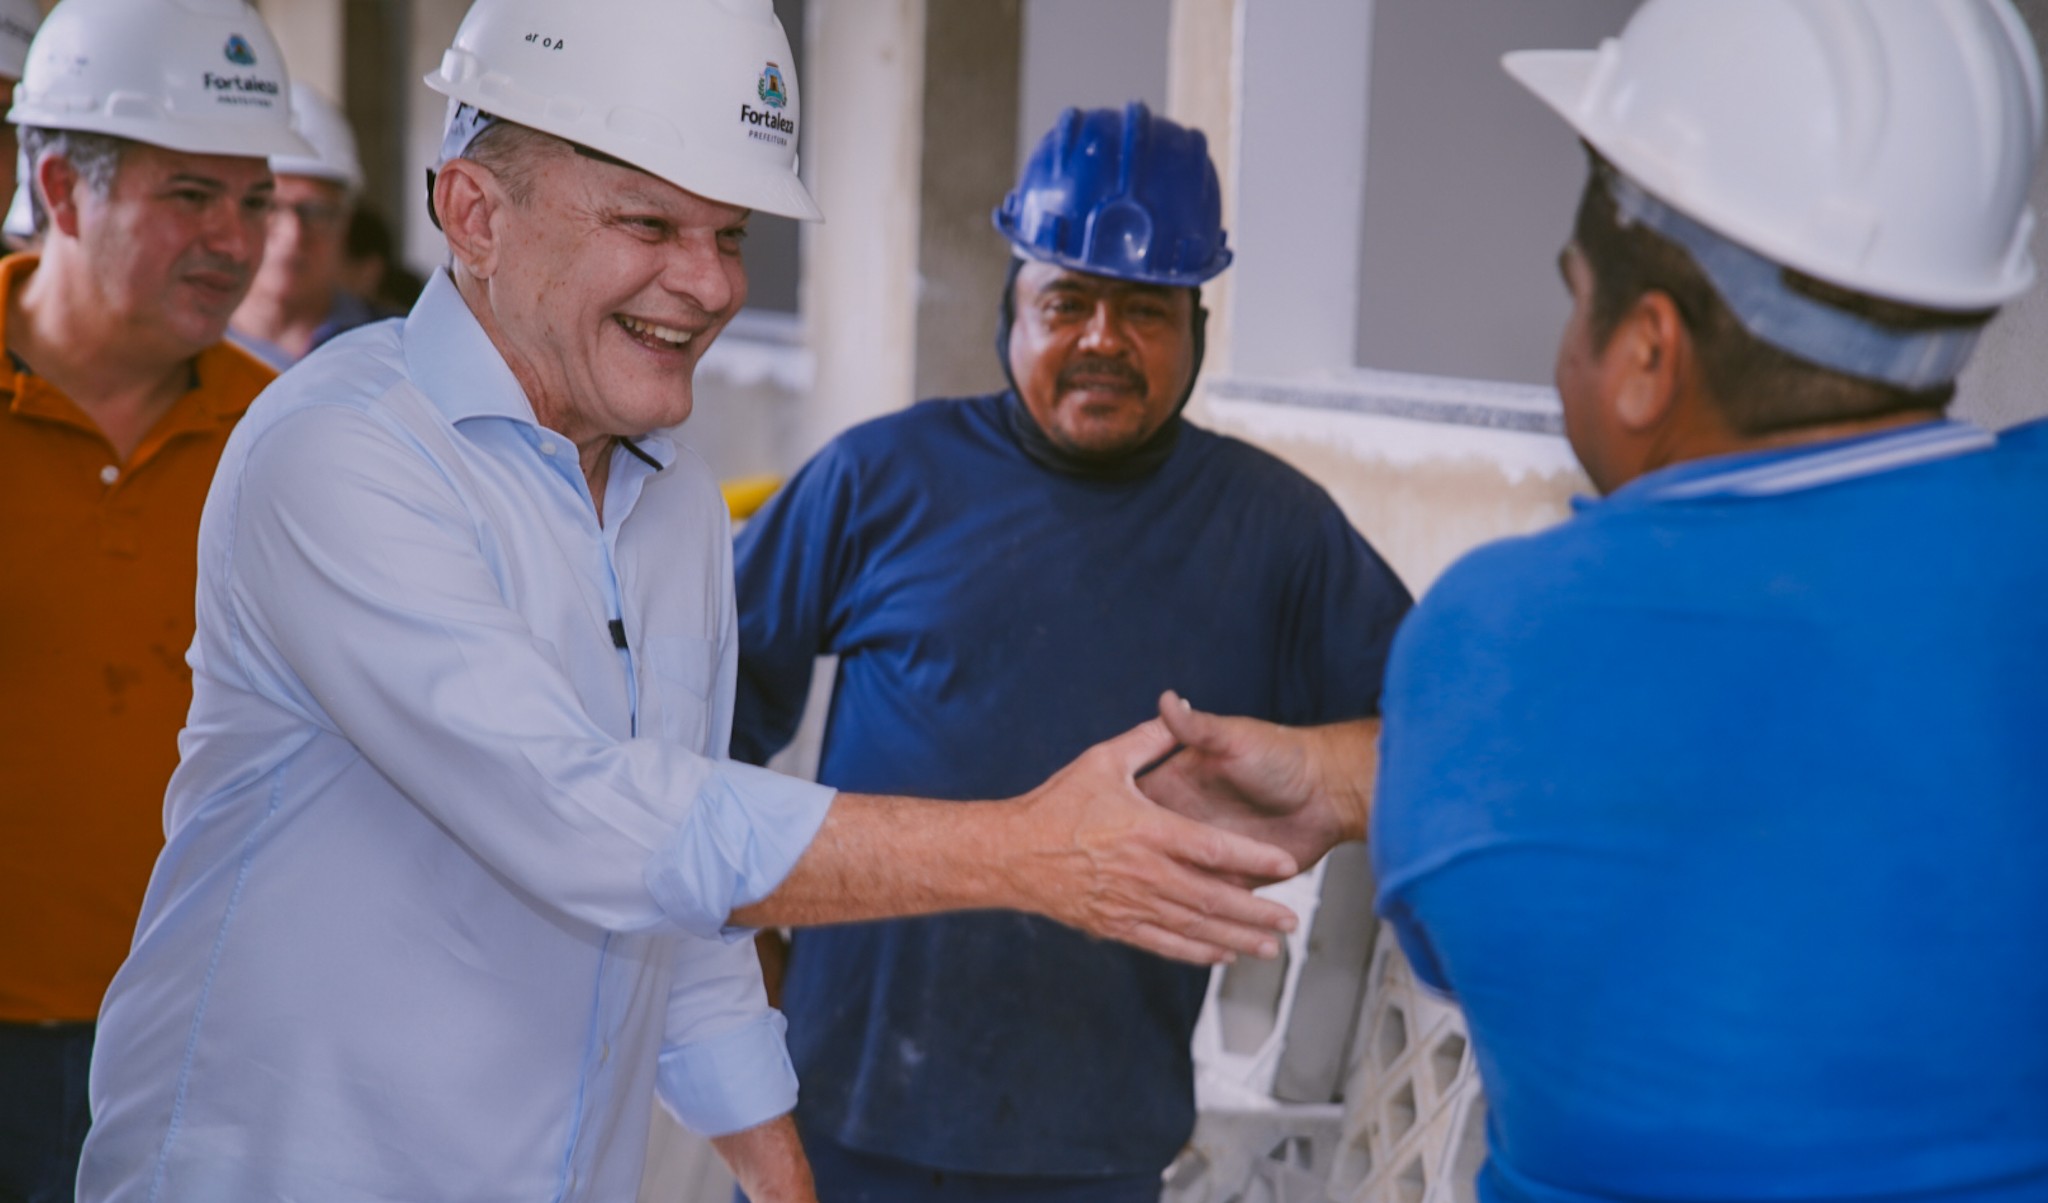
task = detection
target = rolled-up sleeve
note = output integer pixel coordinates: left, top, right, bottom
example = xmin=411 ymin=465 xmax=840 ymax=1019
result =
xmin=656 ymin=932 xmax=800 ymax=1136
xmin=645 ymin=759 xmax=834 ymax=939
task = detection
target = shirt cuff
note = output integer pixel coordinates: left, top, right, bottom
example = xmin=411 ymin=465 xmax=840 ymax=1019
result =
xmin=656 ymin=1010 xmax=798 ymax=1137
xmin=644 ymin=759 xmax=836 ymax=940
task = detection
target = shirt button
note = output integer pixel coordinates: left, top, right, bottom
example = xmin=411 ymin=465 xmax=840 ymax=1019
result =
xmin=598 ymin=1043 xmax=610 ymax=1064
xmin=538 ymin=441 xmax=558 ymax=457
xmin=99 ymin=465 xmax=119 ymax=485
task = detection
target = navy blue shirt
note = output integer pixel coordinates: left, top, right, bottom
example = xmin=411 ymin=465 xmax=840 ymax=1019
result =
xmin=1373 ymin=420 xmax=2048 ymax=1203
xmin=734 ymin=393 xmax=1410 ymax=1176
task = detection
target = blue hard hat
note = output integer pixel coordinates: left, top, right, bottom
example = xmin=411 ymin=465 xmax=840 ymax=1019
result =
xmin=994 ymin=101 xmax=1232 ymax=287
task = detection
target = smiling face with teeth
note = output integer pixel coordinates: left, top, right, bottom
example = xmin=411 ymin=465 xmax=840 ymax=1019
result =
xmin=438 ymin=132 xmax=751 ymax=472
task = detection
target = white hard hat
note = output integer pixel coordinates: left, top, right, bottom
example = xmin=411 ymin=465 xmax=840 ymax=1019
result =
xmin=0 ymin=0 xmax=43 ymax=82
xmin=1506 ymin=0 xmax=2044 ymax=313
xmin=271 ymin=83 xmax=363 ymax=192
xmin=425 ymin=0 xmax=821 ymax=221
xmin=10 ymin=0 xmax=312 ymax=159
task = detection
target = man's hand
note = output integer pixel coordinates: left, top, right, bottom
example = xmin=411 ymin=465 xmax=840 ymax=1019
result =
xmin=1137 ymin=691 xmax=1377 ymax=872
xmin=732 ymin=718 xmax=1302 ymax=967
xmin=998 ymin=717 xmax=1303 ymax=965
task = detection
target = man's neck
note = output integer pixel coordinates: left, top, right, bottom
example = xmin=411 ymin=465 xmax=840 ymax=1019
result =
xmin=232 ymin=287 xmax=332 ymax=362
xmin=453 ymin=267 xmax=616 ymax=521
xmin=11 ymin=248 xmax=203 ymax=460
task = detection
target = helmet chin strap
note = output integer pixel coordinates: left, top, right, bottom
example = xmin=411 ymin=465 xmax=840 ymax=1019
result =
xmin=992 ymin=256 xmax=1210 ymax=480
xmin=1602 ymin=166 xmax=1988 ymax=391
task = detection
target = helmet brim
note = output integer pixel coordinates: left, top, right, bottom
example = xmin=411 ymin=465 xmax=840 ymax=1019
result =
xmin=1501 ymin=49 xmax=1597 ymax=137
xmin=7 ymin=107 xmax=315 ymax=161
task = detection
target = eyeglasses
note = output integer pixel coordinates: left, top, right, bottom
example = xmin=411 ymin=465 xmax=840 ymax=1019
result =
xmin=274 ymin=200 xmax=346 ymax=233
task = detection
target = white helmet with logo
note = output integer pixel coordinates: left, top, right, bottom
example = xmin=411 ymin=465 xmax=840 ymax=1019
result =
xmin=1507 ymin=0 xmax=2043 ymax=312
xmin=9 ymin=0 xmax=311 ymax=159
xmin=271 ymin=83 xmax=364 ymax=192
xmin=0 ymin=0 xmax=43 ymax=82
xmin=425 ymin=0 xmax=820 ymax=221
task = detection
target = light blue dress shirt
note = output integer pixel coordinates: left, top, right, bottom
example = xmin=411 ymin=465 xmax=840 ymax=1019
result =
xmin=78 ymin=271 xmax=837 ymax=1203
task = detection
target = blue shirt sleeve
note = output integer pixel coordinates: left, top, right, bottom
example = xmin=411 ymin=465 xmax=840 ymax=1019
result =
xmin=1368 ymin=543 xmax=1537 ymax=1000
xmin=1277 ymin=499 xmax=1412 ymax=725
xmin=731 ymin=441 xmax=863 ymax=765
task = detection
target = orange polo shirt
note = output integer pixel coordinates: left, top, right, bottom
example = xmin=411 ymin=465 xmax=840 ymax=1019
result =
xmin=0 ymin=254 xmax=273 ymax=1023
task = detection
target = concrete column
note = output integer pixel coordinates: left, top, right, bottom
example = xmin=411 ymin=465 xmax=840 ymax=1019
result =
xmin=911 ymin=0 xmax=1021 ymax=403
xmin=796 ymin=0 xmax=1022 ymax=459
xmin=256 ymin=0 xmax=344 ymax=103
xmin=341 ymin=0 xmax=410 ymax=236
xmin=1166 ymin=0 xmax=1242 ymax=404
xmin=796 ymin=0 xmax=928 ymax=458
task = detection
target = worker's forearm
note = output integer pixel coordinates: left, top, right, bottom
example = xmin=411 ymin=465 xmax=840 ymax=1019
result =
xmin=711 ymin=1114 xmax=815 ymax=1203
xmin=1312 ymin=718 xmax=1380 ymax=842
xmin=729 ymin=720 xmax=1301 ymax=967
xmin=731 ymin=793 xmax=1019 ymax=928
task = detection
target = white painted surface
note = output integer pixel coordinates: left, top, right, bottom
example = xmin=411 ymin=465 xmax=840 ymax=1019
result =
xmin=1017 ymin=0 xmax=1173 ymax=173
xmin=255 ymin=0 xmax=344 ymax=107
xmin=1353 ymin=0 xmax=1635 ymax=387
xmin=1228 ymin=0 xmax=1373 ymax=381
xmin=794 ymin=0 xmax=928 ymax=461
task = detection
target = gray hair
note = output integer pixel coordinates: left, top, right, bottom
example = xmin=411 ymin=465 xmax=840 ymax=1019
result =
xmin=458 ymin=120 xmax=566 ymax=209
xmin=20 ymin=127 xmax=129 ymax=235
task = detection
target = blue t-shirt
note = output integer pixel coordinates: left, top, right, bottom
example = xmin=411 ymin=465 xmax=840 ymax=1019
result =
xmin=1372 ymin=420 xmax=2048 ymax=1203
xmin=735 ymin=393 xmax=1411 ymax=1176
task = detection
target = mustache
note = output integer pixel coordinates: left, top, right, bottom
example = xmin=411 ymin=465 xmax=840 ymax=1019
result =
xmin=1058 ymin=357 xmax=1146 ymax=393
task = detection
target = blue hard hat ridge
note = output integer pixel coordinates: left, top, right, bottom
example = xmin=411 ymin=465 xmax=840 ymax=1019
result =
xmin=994 ymin=100 xmax=1233 ymax=288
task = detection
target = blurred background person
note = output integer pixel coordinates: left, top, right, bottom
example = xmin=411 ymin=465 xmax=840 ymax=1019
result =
xmin=339 ymin=203 xmax=424 ymax=316
xmin=230 ymin=82 xmax=378 ymax=369
xmin=0 ymin=0 xmax=305 ymax=1197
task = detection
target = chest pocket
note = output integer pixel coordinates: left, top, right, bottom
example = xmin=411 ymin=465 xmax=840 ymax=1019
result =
xmin=643 ymin=634 xmax=717 ymax=753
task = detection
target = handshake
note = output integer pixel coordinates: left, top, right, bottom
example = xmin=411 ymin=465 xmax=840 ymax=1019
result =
xmin=731 ymin=691 xmax=1380 ymax=968
xmin=1004 ymin=690 xmax=1378 ymax=966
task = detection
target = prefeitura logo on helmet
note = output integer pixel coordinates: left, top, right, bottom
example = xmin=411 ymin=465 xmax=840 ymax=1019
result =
xmin=758 ymin=62 xmax=786 ymax=108
xmin=740 ymin=60 xmax=794 ymax=145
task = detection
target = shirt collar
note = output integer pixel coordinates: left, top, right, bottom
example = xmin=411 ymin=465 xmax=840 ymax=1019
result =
xmin=1586 ymin=418 xmax=1995 ymax=511
xmin=402 ymin=268 xmax=538 ymax=427
xmin=396 ymin=269 xmax=680 ymax=471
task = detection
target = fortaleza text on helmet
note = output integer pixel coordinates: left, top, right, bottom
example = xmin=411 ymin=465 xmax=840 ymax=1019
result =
xmin=202 ymin=71 xmax=280 ymax=96
xmin=739 ymin=103 xmax=794 ymax=134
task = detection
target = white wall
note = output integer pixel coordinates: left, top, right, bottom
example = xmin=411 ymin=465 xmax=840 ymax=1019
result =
xmin=1017 ymin=0 xmax=1173 ymax=171
xmin=1354 ymin=0 xmax=1636 ymax=387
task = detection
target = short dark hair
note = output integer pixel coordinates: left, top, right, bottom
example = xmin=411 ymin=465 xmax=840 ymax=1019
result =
xmin=19 ymin=127 xmax=129 ymax=235
xmin=1570 ymin=151 xmax=1988 ymax=435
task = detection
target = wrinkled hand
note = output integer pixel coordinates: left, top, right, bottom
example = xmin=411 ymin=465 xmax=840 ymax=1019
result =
xmin=1137 ymin=691 xmax=1375 ymax=873
xmin=1004 ymin=717 xmax=1303 ymax=966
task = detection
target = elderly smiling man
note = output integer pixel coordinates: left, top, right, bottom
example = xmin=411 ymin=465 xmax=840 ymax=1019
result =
xmin=76 ymin=3 xmax=1299 ymax=1202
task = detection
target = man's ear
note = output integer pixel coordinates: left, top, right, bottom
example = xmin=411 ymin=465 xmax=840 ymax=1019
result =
xmin=1610 ymin=289 xmax=1688 ymax=433
xmin=37 ymin=153 xmax=84 ymax=240
xmin=434 ymin=159 xmax=502 ymax=280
